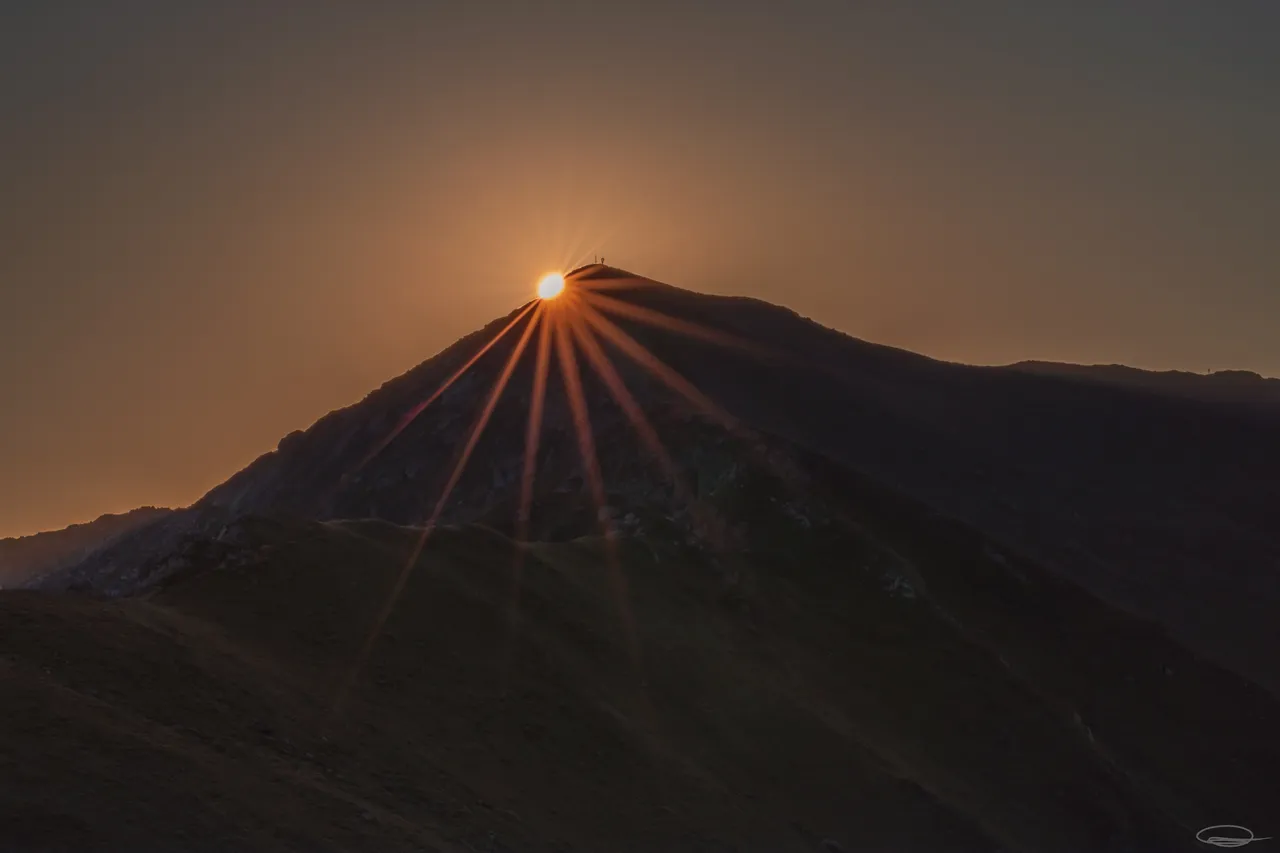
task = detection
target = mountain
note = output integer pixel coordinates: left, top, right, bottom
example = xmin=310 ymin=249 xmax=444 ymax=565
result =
xmin=0 ymin=507 xmax=171 ymax=589
xmin=8 ymin=265 xmax=1280 ymax=851
xmin=1010 ymin=360 xmax=1280 ymax=414
xmin=47 ymin=267 xmax=1280 ymax=697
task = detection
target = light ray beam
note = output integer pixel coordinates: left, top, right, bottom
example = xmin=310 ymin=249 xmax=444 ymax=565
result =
xmin=349 ymin=301 xmax=539 ymax=478
xmin=565 ymin=304 xmax=727 ymax=549
xmin=580 ymin=295 xmax=860 ymax=559
xmin=577 ymin=300 xmax=739 ymax=433
xmin=333 ymin=305 xmax=544 ymax=713
xmin=552 ymin=311 xmax=644 ymax=672
xmin=582 ymin=290 xmax=780 ymax=363
xmin=503 ymin=309 xmax=554 ymax=667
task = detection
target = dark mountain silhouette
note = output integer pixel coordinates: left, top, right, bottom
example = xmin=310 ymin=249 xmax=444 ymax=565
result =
xmin=49 ymin=269 xmax=1280 ymax=697
xmin=1010 ymin=360 xmax=1280 ymax=414
xmin=8 ymin=267 xmax=1280 ymax=851
xmin=0 ymin=507 xmax=171 ymax=589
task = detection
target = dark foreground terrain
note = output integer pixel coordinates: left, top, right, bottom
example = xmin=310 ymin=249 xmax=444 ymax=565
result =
xmin=4 ymin=267 xmax=1278 ymax=851
xmin=4 ymin=471 xmax=1277 ymax=851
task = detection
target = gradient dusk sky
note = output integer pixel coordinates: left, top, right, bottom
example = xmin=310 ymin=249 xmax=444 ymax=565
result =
xmin=2 ymin=1 xmax=1278 ymax=537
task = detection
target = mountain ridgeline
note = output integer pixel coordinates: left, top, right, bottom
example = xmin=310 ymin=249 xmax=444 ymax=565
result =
xmin=0 ymin=507 xmax=171 ymax=589
xmin=8 ymin=266 xmax=1279 ymax=852
xmin=1010 ymin=360 xmax=1280 ymax=414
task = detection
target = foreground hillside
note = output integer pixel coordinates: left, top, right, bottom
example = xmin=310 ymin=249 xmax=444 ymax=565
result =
xmin=4 ymin=450 xmax=1277 ymax=851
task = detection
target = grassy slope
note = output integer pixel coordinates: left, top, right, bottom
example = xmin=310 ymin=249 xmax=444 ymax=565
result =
xmin=4 ymin=499 xmax=1277 ymax=852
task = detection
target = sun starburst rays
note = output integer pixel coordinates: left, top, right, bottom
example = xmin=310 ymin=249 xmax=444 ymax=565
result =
xmin=334 ymin=302 xmax=542 ymax=712
xmin=552 ymin=307 xmax=645 ymax=669
xmin=349 ymin=301 xmax=540 ymax=479
xmin=575 ymin=298 xmax=739 ymax=433
xmin=516 ymin=310 xmax=554 ymax=549
xmin=568 ymin=307 xmax=734 ymax=551
xmin=334 ymin=268 xmax=763 ymax=710
xmin=582 ymin=290 xmax=764 ymax=357
xmin=498 ymin=306 xmax=555 ymax=685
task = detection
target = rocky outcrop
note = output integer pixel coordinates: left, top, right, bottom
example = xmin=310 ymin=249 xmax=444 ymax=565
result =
xmin=1 ymin=507 xmax=172 ymax=589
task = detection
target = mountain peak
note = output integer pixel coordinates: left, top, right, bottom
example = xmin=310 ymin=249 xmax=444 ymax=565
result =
xmin=38 ymin=271 xmax=1280 ymax=698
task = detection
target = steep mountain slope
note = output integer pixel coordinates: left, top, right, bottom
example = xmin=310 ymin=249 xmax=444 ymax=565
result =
xmin=48 ymin=267 xmax=1280 ymax=698
xmin=0 ymin=507 xmax=171 ymax=588
xmin=6 ymin=442 xmax=1277 ymax=851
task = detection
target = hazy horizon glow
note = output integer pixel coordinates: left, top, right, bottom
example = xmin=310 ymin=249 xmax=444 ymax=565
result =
xmin=2 ymin=2 xmax=1278 ymax=537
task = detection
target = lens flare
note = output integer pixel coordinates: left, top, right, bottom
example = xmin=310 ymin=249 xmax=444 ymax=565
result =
xmin=538 ymin=273 xmax=565 ymax=300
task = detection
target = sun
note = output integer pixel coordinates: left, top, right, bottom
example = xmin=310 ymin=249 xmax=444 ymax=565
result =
xmin=537 ymin=272 xmax=565 ymax=300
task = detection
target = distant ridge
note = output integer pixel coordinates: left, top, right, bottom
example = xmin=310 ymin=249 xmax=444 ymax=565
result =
xmin=1010 ymin=360 xmax=1280 ymax=414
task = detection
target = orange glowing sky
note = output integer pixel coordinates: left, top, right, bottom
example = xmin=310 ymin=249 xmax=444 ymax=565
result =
xmin=1 ymin=2 xmax=1278 ymax=537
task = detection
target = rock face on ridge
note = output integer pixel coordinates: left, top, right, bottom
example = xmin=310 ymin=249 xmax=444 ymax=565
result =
xmin=2 ymin=506 xmax=171 ymax=589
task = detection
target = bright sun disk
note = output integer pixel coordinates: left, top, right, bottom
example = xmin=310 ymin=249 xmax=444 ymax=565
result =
xmin=538 ymin=273 xmax=565 ymax=300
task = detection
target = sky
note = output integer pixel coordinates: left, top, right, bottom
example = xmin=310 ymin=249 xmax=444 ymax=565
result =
xmin=2 ymin=1 xmax=1278 ymax=537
